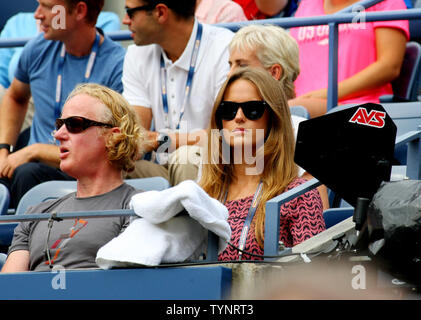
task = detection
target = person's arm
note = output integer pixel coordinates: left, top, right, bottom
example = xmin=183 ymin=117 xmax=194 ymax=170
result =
xmin=134 ymin=105 xmax=159 ymax=152
xmin=1 ymin=250 xmax=30 ymax=273
xmin=0 ymin=79 xmax=62 ymax=178
xmin=134 ymin=105 xmax=207 ymax=153
xmin=299 ymin=27 xmax=407 ymax=101
xmin=0 ymin=78 xmax=30 ymax=146
xmin=1 ymin=143 xmax=61 ymax=179
xmin=0 ymin=78 xmax=30 ymax=176
xmin=255 ymin=0 xmax=288 ymax=16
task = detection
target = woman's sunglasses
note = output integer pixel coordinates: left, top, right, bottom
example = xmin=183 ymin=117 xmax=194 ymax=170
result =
xmin=216 ymin=100 xmax=267 ymax=121
xmin=55 ymin=116 xmax=113 ymax=134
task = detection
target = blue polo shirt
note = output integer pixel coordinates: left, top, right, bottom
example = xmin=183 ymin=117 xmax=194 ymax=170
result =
xmin=15 ymin=32 xmax=125 ymax=145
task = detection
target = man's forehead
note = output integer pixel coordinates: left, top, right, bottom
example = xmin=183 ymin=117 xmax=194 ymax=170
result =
xmin=38 ymin=0 xmax=66 ymax=6
xmin=126 ymin=0 xmax=144 ymax=6
xmin=63 ymin=94 xmax=105 ymax=117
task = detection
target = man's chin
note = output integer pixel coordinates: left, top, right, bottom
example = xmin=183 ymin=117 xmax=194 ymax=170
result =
xmin=43 ymin=31 xmax=60 ymax=41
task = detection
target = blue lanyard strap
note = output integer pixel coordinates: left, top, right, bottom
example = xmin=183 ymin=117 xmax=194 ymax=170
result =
xmin=54 ymin=32 xmax=101 ymax=119
xmin=223 ymin=181 xmax=264 ymax=260
xmin=160 ymin=23 xmax=203 ymax=130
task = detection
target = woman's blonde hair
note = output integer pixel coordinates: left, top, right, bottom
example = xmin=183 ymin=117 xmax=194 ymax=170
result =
xmin=65 ymin=83 xmax=146 ymax=172
xmin=200 ymin=67 xmax=298 ymax=248
xmin=229 ymin=24 xmax=300 ymax=100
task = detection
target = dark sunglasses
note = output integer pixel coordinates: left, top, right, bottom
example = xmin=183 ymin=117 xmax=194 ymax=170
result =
xmin=216 ymin=100 xmax=268 ymax=121
xmin=55 ymin=116 xmax=113 ymax=134
xmin=125 ymin=4 xmax=155 ymax=19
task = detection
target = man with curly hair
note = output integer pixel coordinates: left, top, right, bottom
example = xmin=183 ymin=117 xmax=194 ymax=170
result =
xmin=0 ymin=0 xmax=125 ymax=208
xmin=2 ymin=84 xmax=146 ymax=272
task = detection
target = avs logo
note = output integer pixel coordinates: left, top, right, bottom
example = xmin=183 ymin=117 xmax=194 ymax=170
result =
xmin=349 ymin=107 xmax=386 ymax=128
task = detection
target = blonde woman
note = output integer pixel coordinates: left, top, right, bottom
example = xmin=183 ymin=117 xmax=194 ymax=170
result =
xmin=227 ymin=24 xmax=330 ymax=210
xmin=200 ymin=68 xmax=325 ymax=260
xmin=2 ymin=84 xmax=146 ymax=272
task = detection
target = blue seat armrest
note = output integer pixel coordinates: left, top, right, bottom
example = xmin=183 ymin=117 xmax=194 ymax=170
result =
xmin=205 ymin=231 xmax=219 ymax=261
xmin=263 ymin=178 xmax=321 ymax=259
xmin=379 ymin=94 xmax=394 ymax=103
xmin=395 ymin=128 xmax=421 ymax=179
xmin=380 ymin=95 xmax=412 ymax=103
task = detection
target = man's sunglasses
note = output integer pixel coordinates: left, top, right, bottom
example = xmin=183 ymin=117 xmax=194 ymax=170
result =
xmin=216 ymin=100 xmax=268 ymax=121
xmin=55 ymin=116 xmax=113 ymax=134
xmin=125 ymin=4 xmax=155 ymax=19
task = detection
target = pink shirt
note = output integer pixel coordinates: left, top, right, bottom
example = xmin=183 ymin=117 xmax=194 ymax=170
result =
xmin=290 ymin=0 xmax=409 ymax=105
xmin=196 ymin=0 xmax=247 ymax=24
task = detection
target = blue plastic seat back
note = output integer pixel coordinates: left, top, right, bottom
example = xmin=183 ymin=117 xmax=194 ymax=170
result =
xmin=0 ymin=252 xmax=6 ymax=269
xmin=0 ymin=184 xmax=10 ymax=216
xmin=125 ymin=176 xmax=170 ymax=192
xmin=15 ymin=177 xmax=171 ymax=215
xmin=290 ymin=105 xmax=310 ymax=119
xmin=323 ymin=207 xmax=354 ymax=229
xmin=392 ymin=42 xmax=421 ymax=102
xmin=0 ymin=1 xmax=37 ymax=31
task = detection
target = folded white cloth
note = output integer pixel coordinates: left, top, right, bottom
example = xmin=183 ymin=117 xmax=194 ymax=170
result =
xmin=96 ymin=180 xmax=231 ymax=269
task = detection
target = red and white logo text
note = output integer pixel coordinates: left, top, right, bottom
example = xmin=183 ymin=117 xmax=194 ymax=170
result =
xmin=349 ymin=107 xmax=386 ymax=128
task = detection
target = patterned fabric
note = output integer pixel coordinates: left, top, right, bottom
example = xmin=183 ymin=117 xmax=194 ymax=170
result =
xmin=218 ymin=178 xmax=325 ymax=261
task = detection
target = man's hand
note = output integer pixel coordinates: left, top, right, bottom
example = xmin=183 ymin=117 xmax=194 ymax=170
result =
xmin=0 ymin=147 xmax=33 ymax=179
xmin=0 ymin=149 xmax=10 ymax=179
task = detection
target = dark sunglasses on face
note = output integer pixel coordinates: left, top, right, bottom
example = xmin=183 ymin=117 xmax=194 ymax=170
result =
xmin=216 ymin=100 xmax=268 ymax=121
xmin=55 ymin=116 xmax=113 ymax=134
xmin=125 ymin=4 xmax=155 ymax=19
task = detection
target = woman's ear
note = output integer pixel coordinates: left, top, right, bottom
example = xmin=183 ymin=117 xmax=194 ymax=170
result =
xmin=268 ymin=64 xmax=283 ymax=81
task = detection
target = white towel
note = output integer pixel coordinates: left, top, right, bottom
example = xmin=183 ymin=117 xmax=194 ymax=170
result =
xmin=96 ymin=180 xmax=231 ymax=269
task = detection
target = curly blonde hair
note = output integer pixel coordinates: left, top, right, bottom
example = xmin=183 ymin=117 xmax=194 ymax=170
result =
xmin=65 ymin=83 xmax=146 ymax=172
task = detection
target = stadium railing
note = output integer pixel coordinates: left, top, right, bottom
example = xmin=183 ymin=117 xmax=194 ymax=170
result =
xmin=1 ymin=1 xmax=421 ymax=299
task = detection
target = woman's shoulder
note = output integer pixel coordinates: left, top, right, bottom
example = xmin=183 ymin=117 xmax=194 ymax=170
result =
xmin=285 ymin=177 xmax=308 ymax=191
xmin=282 ymin=177 xmax=322 ymax=208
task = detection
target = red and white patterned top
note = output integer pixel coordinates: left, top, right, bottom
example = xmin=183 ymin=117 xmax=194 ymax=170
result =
xmin=218 ymin=178 xmax=325 ymax=261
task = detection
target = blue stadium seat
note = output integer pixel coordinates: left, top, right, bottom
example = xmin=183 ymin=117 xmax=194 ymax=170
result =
xmin=15 ymin=177 xmax=171 ymax=216
xmin=0 ymin=177 xmax=171 ymax=250
xmin=290 ymin=105 xmax=310 ymax=119
xmin=0 ymin=252 xmax=6 ymax=269
xmin=410 ymin=13 xmax=421 ymax=43
xmin=0 ymin=1 xmax=37 ymax=31
xmin=0 ymin=185 xmax=13 ymax=250
xmin=379 ymin=42 xmax=421 ymax=103
xmin=0 ymin=184 xmax=10 ymax=216
xmin=323 ymin=207 xmax=354 ymax=229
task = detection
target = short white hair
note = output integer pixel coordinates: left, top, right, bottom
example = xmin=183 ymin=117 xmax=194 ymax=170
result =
xmin=229 ymin=24 xmax=300 ymax=99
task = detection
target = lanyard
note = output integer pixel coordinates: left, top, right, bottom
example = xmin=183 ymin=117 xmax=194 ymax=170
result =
xmin=160 ymin=23 xmax=203 ymax=130
xmin=223 ymin=181 xmax=264 ymax=260
xmin=55 ymin=32 xmax=101 ymax=119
